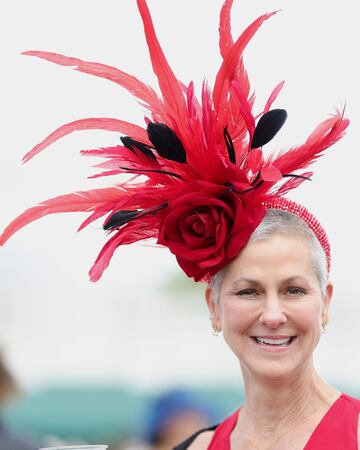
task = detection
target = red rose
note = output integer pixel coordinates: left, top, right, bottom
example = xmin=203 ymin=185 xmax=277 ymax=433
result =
xmin=157 ymin=180 xmax=266 ymax=281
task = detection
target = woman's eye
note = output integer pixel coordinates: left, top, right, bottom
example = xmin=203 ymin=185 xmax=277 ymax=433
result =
xmin=235 ymin=288 xmax=258 ymax=297
xmin=286 ymin=286 xmax=306 ymax=296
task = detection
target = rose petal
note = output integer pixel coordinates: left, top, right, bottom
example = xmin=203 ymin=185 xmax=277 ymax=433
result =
xmin=197 ymin=210 xmax=217 ymax=238
xmin=198 ymin=247 xmax=225 ymax=269
xmin=213 ymin=211 xmax=230 ymax=251
xmin=175 ymin=256 xmax=203 ymax=282
xmin=183 ymin=232 xmax=207 ymax=249
xmin=192 ymin=219 xmax=206 ymax=236
xmin=169 ymin=240 xmax=214 ymax=259
xmin=184 ymin=214 xmax=205 ymax=236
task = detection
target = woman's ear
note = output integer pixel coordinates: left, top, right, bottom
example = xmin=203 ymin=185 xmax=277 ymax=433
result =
xmin=322 ymin=281 xmax=333 ymax=326
xmin=205 ymin=285 xmax=221 ymax=328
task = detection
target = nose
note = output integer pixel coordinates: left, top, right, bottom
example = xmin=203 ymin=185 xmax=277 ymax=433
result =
xmin=259 ymin=296 xmax=287 ymax=328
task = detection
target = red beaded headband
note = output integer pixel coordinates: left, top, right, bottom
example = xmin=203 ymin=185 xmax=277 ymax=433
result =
xmin=0 ymin=0 xmax=346 ymax=282
xmin=264 ymin=198 xmax=331 ymax=272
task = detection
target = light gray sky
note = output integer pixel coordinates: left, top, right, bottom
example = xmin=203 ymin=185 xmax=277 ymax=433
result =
xmin=0 ymin=0 xmax=359 ymax=390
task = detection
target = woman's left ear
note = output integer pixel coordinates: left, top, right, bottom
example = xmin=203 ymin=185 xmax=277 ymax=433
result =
xmin=322 ymin=281 xmax=333 ymax=325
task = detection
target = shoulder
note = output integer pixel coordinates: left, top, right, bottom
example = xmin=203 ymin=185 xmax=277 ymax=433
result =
xmin=174 ymin=408 xmax=238 ymax=449
xmin=341 ymin=393 xmax=360 ymax=411
xmin=173 ymin=427 xmax=216 ymax=450
xmin=187 ymin=430 xmax=215 ymax=449
xmin=341 ymin=393 xmax=360 ymax=445
xmin=358 ymin=416 xmax=360 ymax=446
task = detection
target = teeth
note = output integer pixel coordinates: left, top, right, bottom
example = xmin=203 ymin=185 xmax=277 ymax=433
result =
xmin=255 ymin=337 xmax=292 ymax=345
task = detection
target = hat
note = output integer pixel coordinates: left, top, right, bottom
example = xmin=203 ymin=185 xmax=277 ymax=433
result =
xmin=0 ymin=0 xmax=348 ymax=281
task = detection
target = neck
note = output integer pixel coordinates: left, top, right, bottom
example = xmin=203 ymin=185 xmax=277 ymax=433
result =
xmin=238 ymin=358 xmax=339 ymax=436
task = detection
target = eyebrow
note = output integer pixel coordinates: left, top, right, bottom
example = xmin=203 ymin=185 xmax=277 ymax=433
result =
xmin=230 ymin=275 xmax=310 ymax=289
xmin=229 ymin=277 xmax=261 ymax=291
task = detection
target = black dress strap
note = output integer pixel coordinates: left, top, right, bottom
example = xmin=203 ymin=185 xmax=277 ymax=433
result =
xmin=173 ymin=424 xmax=218 ymax=450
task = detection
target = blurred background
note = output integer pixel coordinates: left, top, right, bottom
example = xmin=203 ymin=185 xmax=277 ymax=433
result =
xmin=0 ymin=0 xmax=359 ymax=448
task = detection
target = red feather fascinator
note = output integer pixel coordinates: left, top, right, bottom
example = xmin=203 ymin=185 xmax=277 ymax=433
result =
xmin=0 ymin=0 xmax=349 ymax=281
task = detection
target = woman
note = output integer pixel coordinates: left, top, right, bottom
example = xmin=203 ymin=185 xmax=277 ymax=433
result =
xmin=141 ymin=389 xmax=212 ymax=450
xmin=174 ymin=209 xmax=360 ymax=449
xmin=0 ymin=355 xmax=40 ymax=450
xmin=0 ymin=0 xmax=358 ymax=448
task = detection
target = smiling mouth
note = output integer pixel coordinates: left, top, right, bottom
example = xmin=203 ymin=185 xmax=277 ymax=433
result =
xmin=251 ymin=336 xmax=297 ymax=347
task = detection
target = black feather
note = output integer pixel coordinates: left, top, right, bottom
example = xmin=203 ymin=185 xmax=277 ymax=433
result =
xmin=147 ymin=122 xmax=187 ymax=163
xmin=283 ymin=173 xmax=312 ymax=181
xmin=120 ymin=166 xmax=183 ymax=179
xmin=225 ymin=181 xmax=265 ymax=195
xmin=104 ymin=210 xmax=141 ymax=230
xmin=120 ymin=136 xmax=157 ymax=161
xmin=224 ymin=127 xmax=236 ymax=163
xmin=104 ymin=203 xmax=168 ymax=230
xmin=251 ymin=109 xmax=288 ymax=149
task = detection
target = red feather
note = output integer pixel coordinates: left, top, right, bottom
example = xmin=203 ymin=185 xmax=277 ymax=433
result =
xmin=264 ymin=80 xmax=285 ymax=113
xmin=89 ymin=215 xmax=160 ymax=282
xmin=219 ymin=0 xmax=251 ymax=104
xmin=213 ymin=11 xmax=277 ymax=119
xmin=82 ymin=145 xmax=160 ymax=172
xmin=219 ymin=0 xmax=234 ymax=58
xmin=136 ymin=0 xmax=188 ymax=132
xmin=270 ymin=112 xmax=349 ymax=173
xmin=77 ymin=208 xmax=114 ymax=232
xmin=22 ymin=118 xmax=149 ymax=163
xmin=246 ymin=149 xmax=264 ymax=173
xmin=22 ymin=51 xmax=162 ymax=110
xmin=261 ymin=166 xmax=282 ymax=182
xmin=0 ymin=187 xmax=128 ymax=245
xmin=231 ymin=80 xmax=255 ymax=139
xmin=88 ymin=169 xmax=125 ymax=179
xmin=274 ymin=172 xmax=313 ymax=196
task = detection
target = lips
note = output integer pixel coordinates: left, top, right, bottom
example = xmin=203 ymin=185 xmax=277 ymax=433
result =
xmin=251 ymin=336 xmax=297 ymax=347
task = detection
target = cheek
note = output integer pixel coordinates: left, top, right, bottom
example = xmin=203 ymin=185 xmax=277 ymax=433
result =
xmin=220 ymin=300 xmax=256 ymax=333
xmin=291 ymin=300 xmax=323 ymax=334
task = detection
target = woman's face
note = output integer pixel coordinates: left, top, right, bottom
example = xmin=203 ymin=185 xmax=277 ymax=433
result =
xmin=206 ymin=233 xmax=332 ymax=382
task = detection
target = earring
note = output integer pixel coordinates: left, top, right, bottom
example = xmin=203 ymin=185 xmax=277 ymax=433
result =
xmin=321 ymin=321 xmax=328 ymax=333
xmin=212 ymin=322 xmax=221 ymax=336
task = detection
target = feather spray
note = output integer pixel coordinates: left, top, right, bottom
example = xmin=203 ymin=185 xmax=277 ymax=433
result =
xmin=0 ymin=0 xmax=349 ymax=281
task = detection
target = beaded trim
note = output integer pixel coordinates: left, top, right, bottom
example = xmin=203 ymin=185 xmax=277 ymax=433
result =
xmin=263 ymin=197 xmax=331 ymax=272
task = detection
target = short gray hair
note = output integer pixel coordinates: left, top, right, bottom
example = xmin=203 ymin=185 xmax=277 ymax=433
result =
xmin=210 ymin=209 xmax=328 ymax=302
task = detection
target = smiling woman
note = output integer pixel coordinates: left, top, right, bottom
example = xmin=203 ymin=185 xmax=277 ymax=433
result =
xmin=0 ymin=0 xmax=358 ymax=448
xmin=175 ymin=211 xmax=360 ymax=449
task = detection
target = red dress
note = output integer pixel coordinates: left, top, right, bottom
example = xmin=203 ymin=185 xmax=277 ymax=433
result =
xmin=208 ymin=393 xmax=360 ymax=449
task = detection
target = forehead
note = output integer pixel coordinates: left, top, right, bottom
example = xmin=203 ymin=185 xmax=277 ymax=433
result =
xmin=223 ymin=233 xmax=316 ymax=284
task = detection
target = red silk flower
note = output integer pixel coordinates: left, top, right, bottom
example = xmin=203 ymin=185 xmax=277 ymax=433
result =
xmin=158 ymin=181 xmax=266 ymax=281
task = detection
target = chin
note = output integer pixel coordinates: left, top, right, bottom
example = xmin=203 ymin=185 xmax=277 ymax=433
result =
xmin=239 ymin=353 xmax=314 ymax=383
